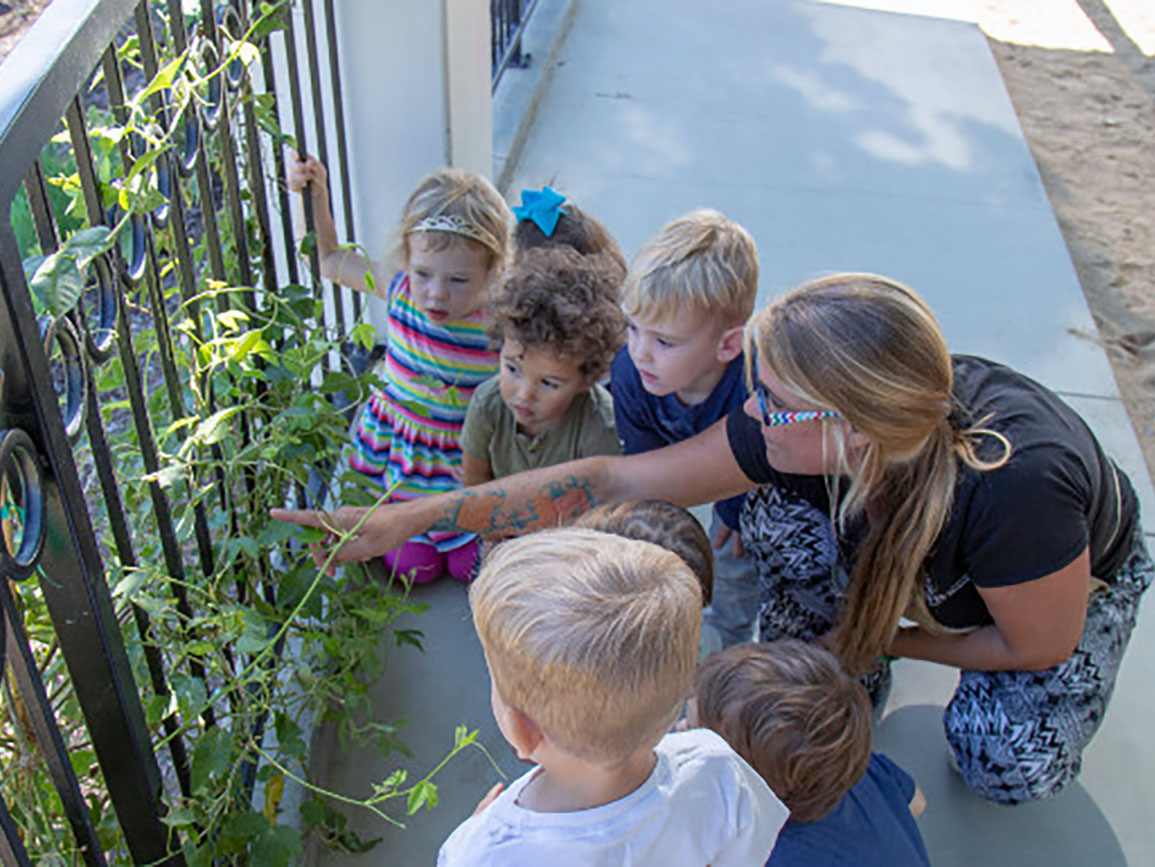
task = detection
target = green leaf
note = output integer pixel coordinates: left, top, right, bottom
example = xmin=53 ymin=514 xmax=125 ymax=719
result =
xmin=140 ymin=54 xmax=187 ymax=100
xmin=190 ymin=726 xmax=232 ymax=793
xmin=112 ymin=567 xmax=149 ymax=601
xmin=454 ymin=725 xmax=478 ymax=750
xmin=215 ymin=309 xmax=250 ymax=332
xmin=65 ymin=226 xmax=111 ymax=267
xmin=256 ymin=521 xmax=295 ymax=547
xmin=250 ymin=824 xmax=301 ymax=867
xmin=162 ymin=806 xmax=197 ymax=829
xmin=193 ymin=406 xmax=243 ymax=446
xmin=374 ymin=768 xmax=407 ymax=796
xmin=293 ymin=526 xmax=329 ymax=544
xmin=228 ymin=330 xmax=272 ymax=362
xmin=236 ymin=608 xmax=272 ymax=655
xmin=145 ymin=694 xmax=172 ymax=728
xmin=352 ymin=322 xmax=378 ymax=351
xmin=228 ymin=536 xmax=259 ymax=561
xmin=406 ymin=780 xmax=438 ymax=815
xmin=185 ymin=843 xmax=213 ymax=867
xmin=221 ymin=810 xmax=267 ymax=843
xmin=250 ymin=2 xmax=290 ymax=41
xmin=274 ymin=713 xmax=305 ymax=755
xmin=29 ymin=252 xmax=83 ymax=316
xmin=393 ymin=628 xmax=424 ymax=651
xmin=277 ymin=560 xmax=320 ymax=616
xmin=144 ymin=463 xmax=185 ymax=490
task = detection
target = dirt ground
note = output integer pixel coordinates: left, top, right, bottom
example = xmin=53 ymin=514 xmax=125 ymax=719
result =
xmin=1 ymin=1 xmax=1152 ymax=483
xmin=984 ymin=8 xmax=1155 ymax=485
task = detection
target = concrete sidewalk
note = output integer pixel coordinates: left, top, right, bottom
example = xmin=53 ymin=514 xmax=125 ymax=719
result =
xmin=316 ymin=1 xmax=1155 ymax=863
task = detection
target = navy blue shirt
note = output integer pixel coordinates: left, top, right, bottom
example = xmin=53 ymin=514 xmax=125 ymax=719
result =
xmin=610 ymin=347 xmax=748 ymax=529
xmin=768 ymin=753 xmax=929 ymax=867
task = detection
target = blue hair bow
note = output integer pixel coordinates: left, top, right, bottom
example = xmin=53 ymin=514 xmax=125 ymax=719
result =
xmin=513 ymin=186 xmax=568 ymax=236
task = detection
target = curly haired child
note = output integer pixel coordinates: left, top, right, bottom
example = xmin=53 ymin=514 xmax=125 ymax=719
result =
xmin=691 ymin=640 xmax=929 ymax=866
xmin=287 ymin=155 xmax=512 ymax=583
xmin=460 ymin=244 xmax=626 ymax=485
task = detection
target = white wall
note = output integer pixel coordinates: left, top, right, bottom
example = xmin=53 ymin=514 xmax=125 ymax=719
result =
xmin=330 ymin=0 xmax=493 ymax=334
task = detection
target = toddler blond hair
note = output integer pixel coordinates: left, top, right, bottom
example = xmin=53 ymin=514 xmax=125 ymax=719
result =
xmin=621 ymin=209 xmax=758 ymax=327
xmin=470 ymin=527 xmax=701 ymax=763
xmin=394 ymin=168 xmax=512 ymax=271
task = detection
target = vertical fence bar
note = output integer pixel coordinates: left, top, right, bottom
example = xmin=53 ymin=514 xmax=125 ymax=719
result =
xmin=253 ymin=1 xmax=302 ymax=288
xmin=280 ymin=2 xmax=322 ymax=295
xmin=22 ymin=161 xmax=59 ymax=253
xmin=322 ymin=0 xmax=360 ymax=320
xmin=0 ymin=797 xmax=32 ymax=867
xmin=2 ymin=585 xmax=108 ymax=867
xmin=301 ymin=0 xmax=345 ymax=334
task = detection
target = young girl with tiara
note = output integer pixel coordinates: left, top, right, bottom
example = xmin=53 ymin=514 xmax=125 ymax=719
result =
xmin=287 ymin=155 xmax=512 ymax=583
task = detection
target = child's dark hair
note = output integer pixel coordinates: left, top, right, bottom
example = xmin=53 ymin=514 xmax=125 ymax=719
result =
xmin=695 ymin=640 xmax=872 ymax=823
xmin=489 ymin=246 xmax=626 ymax=382
xmin=515 ymin=202 xmax=628 ymax=275
xmin=575 ymin=500 xmax=713 ymax=605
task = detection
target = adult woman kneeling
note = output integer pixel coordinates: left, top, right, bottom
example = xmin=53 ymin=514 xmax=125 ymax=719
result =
xmin=274 ymin=273 xmax=1151 ymax=805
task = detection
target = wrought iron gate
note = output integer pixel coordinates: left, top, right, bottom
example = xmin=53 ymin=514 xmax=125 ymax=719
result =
xmin=0 ymin=0 xmax=359 ymax=861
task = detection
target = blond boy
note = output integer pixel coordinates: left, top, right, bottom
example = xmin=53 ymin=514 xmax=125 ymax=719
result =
xmin=437 ymin=527 xmax=787 ymax=866
xmin=610 ymin=209 xmax=759 ymax=647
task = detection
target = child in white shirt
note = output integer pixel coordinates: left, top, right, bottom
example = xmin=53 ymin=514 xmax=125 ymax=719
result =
xmin=438 ymin=527 xmax=788 ymax=866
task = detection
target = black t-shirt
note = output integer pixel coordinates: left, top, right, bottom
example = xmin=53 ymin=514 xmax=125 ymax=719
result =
xmin=727 ymin=355 xmax=1139 ymax=628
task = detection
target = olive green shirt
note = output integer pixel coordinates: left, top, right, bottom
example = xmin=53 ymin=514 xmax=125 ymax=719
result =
xmin=461 ymin=376 xmax=621 ymax=479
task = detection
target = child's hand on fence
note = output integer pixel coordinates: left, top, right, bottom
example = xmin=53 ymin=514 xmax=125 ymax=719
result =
xmin=286 ymin=152 xmax=328 ymax=196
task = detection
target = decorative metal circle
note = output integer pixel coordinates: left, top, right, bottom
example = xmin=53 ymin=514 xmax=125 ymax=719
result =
xmin=218 ymin=3 xmax=247 ymax=92
xmin=0 ymin=428 xmax=46 ymax=580
xmin=199 ymin=40 xmax=224 ymax=132
xmin=40 ymin=315 xmax=87 ymax=443
xmin=0 ymin=587 xmax=6 ymax=673
xmin=108 ymin=205 xmax=148 ymax=285
xmin=154 ymin=152 xmax=172 ymax=227
xmin=78 ymin=252 xmax=118 ymax=362
xmin=126 ymin=214 xmax=148 ymax=282
xmin=179 ymin=112 xmax=200 ymax=176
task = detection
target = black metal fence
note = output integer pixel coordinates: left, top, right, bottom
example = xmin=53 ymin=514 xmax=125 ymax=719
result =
xmin=491 ymin=0 xmax=540 ymax=89
xmin=0 ymin=0 xmax=360 ymax=862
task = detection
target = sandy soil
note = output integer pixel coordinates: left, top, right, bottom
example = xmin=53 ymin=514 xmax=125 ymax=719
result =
xmin=1 ymin=1 xmax=1151 ymax=483
xmin=986 ymin=18 xmax=1155 ymax=485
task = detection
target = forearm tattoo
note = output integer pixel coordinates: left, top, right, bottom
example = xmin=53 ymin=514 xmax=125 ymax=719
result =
xmin=429 ymin=474 xmax=599 ymax=536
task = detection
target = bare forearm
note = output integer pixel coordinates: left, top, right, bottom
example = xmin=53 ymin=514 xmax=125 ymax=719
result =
xmin=888 ymin=625 xmax=1066 ymax=672
xmin=307 ymin=185 xmax=372 ymax=289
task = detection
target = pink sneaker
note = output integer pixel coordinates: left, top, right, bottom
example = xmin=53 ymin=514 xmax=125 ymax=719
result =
xmin=444 ymin=539 xmax=480 ymax=582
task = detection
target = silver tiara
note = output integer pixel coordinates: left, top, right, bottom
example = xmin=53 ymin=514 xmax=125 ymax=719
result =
xmin=410 ymin=214 xmax=487 ymax=244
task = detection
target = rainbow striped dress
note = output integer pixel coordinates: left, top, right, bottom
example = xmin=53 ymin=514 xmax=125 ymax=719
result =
xmin=350 ymin=272 xmax=497 ymax=551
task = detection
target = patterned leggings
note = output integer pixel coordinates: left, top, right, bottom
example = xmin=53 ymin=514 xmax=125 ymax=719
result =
xmin=740 ymin=484 xmax=1153 ymax=805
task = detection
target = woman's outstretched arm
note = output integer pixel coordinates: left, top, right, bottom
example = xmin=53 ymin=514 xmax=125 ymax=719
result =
xmin=272 ymin=418 xmax=753 ymax=573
